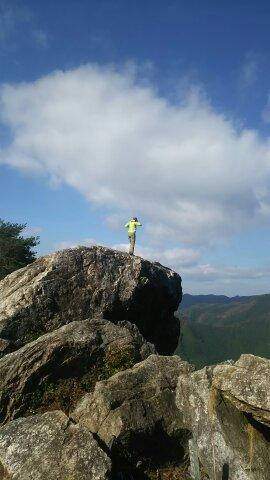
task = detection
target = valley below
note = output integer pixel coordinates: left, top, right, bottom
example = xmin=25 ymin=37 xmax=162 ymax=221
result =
xmin=176 ymin=293 xmax=270 ymax=368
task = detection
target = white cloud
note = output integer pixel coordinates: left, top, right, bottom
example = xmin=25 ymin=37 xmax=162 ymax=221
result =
xmin=53 ymin=238 xmax=96 ymax=251
xmin=104 ymin=213 xmax=127 ymax=231
xmin=114 ymin=243 xmax=200 ymax=268
xmin=182 ymin=263 xmax=270 ymax=282
xmin=1 ymin=63 xmax=270 ymax=250
xmin=240 ymin=53 xmax=260 ymax=88
xmin=182 ymin=263 xmax=270 ymax=296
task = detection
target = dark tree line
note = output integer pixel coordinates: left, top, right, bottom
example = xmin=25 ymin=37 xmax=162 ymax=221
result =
xmin=0 ymin=219 xmax=40 ymax=280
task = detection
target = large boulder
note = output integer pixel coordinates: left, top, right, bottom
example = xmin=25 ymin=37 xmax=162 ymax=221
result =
xmin=0 ymin=245 xmax=181 ymax=356
xmin=0 ymin=410 xmax=111 ymax=480
xmin=0 ymin=318 xmax=155 ymax=424
xmin=176 ymin=354 xmax=270 ymax=480
xmin=72 ymin=354 xmax=194 ymax=476
xmin=212 ymin=354 xmax=270 ymax=426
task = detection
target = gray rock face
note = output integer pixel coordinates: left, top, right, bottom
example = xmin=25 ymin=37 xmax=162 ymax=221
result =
xmin=0 ymin=318 xmax=155 ymax=424
xmin=72 ymin=354 xmax=194 ymax=471
xmin=0 ymin=410 xmax=111 ymax=480
xmin=176 ymin=354 xmax=270 ymax=480
xmin=213 ymin=354 xmax=270 ymax=426
xmin=0 ymin=245 xmax=181 ymax=355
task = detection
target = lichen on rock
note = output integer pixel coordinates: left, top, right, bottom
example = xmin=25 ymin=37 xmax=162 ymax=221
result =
xmin=0 ymin=411 xmax=112 ymax=480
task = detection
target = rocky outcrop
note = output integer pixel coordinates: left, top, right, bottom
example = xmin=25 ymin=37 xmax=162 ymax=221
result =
xmin=0 ymin=318 xmax=154 ymax=424
xmin=72 ymin=354 xmax=194 ymax=474
xmin=0 ymin=410 xmax=111 ymax=480
xmin=176 ymin=354 xmax=270 ymax=480
xmin=1 ymin=244 xmax=269 ymax=479
xmin=212 ymin=354 xmax=270 ymax=426
xmin=0 ymin=246 xmax=181 ymax=356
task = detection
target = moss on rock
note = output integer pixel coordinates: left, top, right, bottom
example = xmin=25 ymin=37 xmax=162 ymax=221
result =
xmin=26 ymin=346 xmax=138 ymax=416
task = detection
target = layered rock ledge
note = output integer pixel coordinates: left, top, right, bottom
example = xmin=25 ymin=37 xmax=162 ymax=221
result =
xmin=0 ymin=245 xmax=182 ymax=356
xmin=0 ymin=318 xmax=154 ymax=424
xmin=176 ymin=354 xmax=270 ymax=480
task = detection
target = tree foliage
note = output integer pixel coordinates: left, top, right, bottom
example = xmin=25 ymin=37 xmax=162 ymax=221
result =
xmin=0 ymin=219 xmax=40 ymax=280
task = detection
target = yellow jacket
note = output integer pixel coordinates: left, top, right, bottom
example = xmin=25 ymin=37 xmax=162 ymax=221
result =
xmin=125 ymin=219 xmax=142 ymax=235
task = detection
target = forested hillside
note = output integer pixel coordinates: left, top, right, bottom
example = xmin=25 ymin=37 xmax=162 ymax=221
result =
xmin=176 ymin=294 xmax=270 ymax=367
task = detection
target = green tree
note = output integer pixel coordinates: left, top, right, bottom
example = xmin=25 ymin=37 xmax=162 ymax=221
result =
xmin=0 ymin=219 xmax=40 ymax=280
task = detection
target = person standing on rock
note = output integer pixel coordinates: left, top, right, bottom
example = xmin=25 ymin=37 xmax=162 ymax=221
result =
xmin=125 ymin=217 xmax=142 ymax=255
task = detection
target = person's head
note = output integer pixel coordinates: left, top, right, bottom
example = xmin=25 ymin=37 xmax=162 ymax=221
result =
xmin=133 ymin=217 xmax=138 ymax=222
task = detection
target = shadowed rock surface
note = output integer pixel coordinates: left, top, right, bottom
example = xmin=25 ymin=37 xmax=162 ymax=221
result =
xmin=0 ymin=245 xmax=181 ymax=356
xmin=0 ymin=410 xmax=111 ymax=480
xmin=0 ymin=318 xmax=155 ymax=424
xmin=176 ymin=354 xmax=270 ymax=480
xmin=72 ymin=354 xmax=194 ymax=474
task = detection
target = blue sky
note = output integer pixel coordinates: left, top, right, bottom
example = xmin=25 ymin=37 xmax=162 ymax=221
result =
xmin=1 ymin=0 xmax=270 ymax=295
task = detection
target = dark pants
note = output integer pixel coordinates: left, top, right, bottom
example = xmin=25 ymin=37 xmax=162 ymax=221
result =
xmin=128 ymin=233 xmax=136 ymax=254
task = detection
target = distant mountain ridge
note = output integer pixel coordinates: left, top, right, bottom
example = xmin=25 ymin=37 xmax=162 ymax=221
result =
xmin=180 ymin=293 xmax=252 ymax=309
xmin=176 ymin=292 xmax=270 ymax=368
